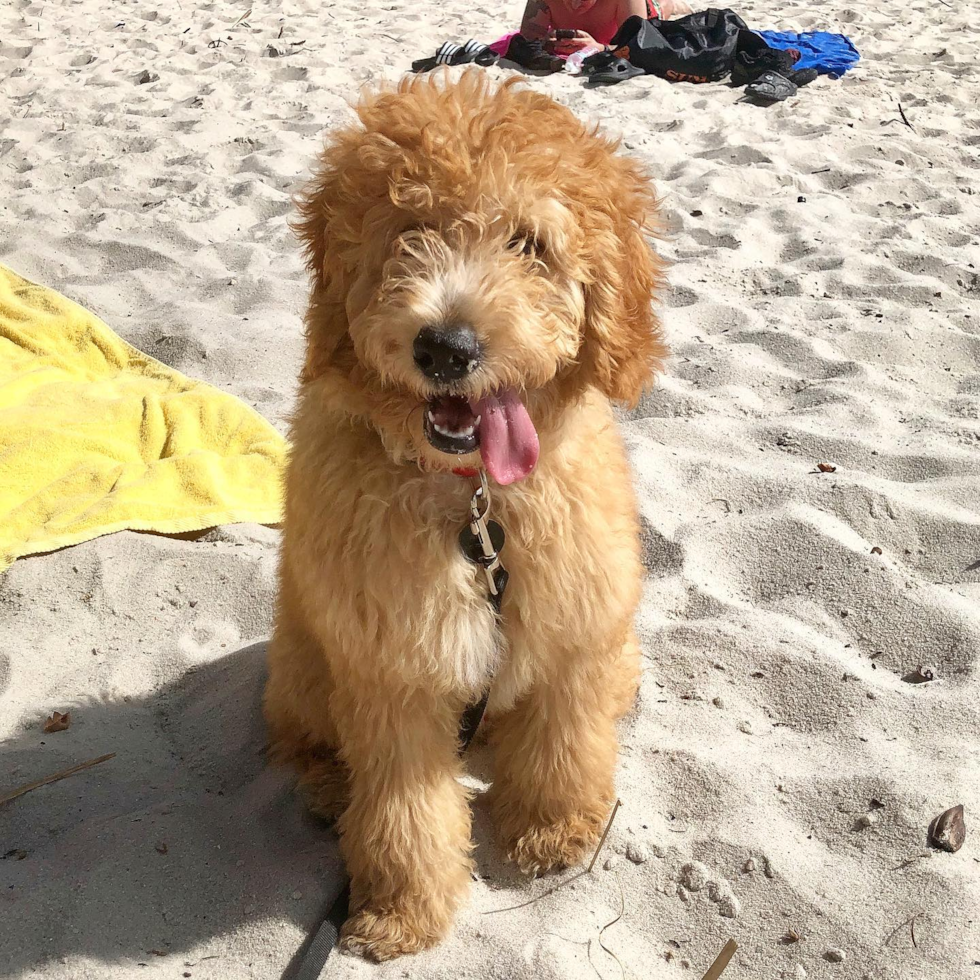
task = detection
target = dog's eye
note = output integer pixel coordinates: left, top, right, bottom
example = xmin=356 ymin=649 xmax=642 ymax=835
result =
xmin=507 ymin=232 xmax=543 ymax=258
xmin=394 ymin=224 xmax=434 ymax=256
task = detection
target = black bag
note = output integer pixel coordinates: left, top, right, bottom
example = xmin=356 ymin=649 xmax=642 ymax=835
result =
xmin=608 ymin=8 xmax=749 ymax=83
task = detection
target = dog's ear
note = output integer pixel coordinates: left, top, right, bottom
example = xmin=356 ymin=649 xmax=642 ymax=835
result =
xmin=580 ymin=155 xmax=667 ymax=408
xmin=292 ymin=154 xmax=357 ymax=385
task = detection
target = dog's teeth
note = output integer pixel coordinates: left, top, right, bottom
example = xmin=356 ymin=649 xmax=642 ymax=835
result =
xmin=473 ymin=415 xmax=481 ymax=427
xmin=427 ymin=409 xmax=437 ymax=423
xmin=432 ymin=421 xmax=475 ymax=440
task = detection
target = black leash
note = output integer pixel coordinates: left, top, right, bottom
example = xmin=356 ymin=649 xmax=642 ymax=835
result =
xmin=288 ymin=472 xmax=507 ymax=979
xmin=456 ymin=564 xmax=506 ymax=754
xmin=292 ymin=880 xmax=350 ymax=980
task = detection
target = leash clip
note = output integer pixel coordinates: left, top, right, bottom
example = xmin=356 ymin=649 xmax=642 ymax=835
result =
xmin=463 ymin=471 xmax=504 ymax=597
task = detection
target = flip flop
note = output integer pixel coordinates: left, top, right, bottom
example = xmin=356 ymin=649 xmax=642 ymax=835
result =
xmin=581 ymin=51 xmax=644 ymax=84
xmin=412 ymin=39 xmax=498 ymax=73
xmin=741 ymin=69 xmax=798 ymax=103
xmin=741 ymin=67 xmax=820 ymax=105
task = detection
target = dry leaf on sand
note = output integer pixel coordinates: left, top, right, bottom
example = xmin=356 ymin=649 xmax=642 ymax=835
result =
xmin=43 ymin=711 xmax=71 ymax=734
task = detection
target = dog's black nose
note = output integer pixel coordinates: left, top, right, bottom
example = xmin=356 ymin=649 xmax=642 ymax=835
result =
xmin=413 ymin=326 xmax=481 ymax=383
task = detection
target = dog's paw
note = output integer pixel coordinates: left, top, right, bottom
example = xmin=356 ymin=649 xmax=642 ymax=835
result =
xmin=340 ymin=906 xmax=445 ymax=961
xmin=301 ymin=775 xmax=348 ymax=824
xmin=502 ymin=806 xmax=608 ymax=875
xmin=296 ymin=753 xmax=349 ymax=824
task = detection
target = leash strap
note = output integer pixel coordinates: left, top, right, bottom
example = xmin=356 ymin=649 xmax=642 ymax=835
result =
xmin=457 ymin=563 xmax=508 ymax=752
xmin=292 ymin=880 xmax=350 ymax=980
xmin=288 ymin=472 xmax=505 ymax=979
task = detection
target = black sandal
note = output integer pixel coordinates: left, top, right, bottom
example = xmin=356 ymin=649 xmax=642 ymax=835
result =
xmin=581 ymin=50 xmax=645 ymax=84
xmin=412 ymin=39 xmax=498 ymax=74
xmin=741 ymin=69 xmax=798 ymax=103
xmin=741 ymin=67 xmax=819 ymax=104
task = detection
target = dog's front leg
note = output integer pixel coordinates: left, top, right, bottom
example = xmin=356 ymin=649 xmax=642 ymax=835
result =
xmin=490 ymin=651 xmax=624 ymax=875
xmin=334 ymin=682 xmax=472 ymax=961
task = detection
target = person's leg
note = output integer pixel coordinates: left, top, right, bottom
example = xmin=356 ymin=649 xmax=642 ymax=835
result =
xmin=657 ymin=0 xmax=694 ymax=19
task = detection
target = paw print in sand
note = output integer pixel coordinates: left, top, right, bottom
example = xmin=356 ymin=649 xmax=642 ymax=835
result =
xmin=676 ymin=860 xmax=741 ymax=918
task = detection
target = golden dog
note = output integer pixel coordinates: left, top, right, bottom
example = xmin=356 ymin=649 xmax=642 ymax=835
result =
xmin=264 ymin=69 xmax=666 ymax=960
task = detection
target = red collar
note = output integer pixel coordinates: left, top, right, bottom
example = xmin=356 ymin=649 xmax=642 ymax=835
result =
xmin=417 ymin=457 xmax=481 ymax=479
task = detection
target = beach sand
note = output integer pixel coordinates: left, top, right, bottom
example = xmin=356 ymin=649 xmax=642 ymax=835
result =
xmin=1 ymin=0 xmax=978 ymax=977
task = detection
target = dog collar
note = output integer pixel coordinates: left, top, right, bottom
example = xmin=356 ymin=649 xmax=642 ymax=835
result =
xmin=416 ymin=456 xmax=481 ymax=479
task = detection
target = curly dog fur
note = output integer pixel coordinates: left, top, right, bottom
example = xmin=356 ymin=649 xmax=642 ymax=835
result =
xmin=264 ymin=69 xmax=666 ymax=960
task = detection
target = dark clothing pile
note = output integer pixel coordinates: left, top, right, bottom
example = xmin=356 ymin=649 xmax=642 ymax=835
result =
xmin=580 ymin=8 xmax=856 ymax=100
xmin=412 ymin=8 xmax=859 ymax=105
xmin=603 ymin=8 xmax=749 ymax=84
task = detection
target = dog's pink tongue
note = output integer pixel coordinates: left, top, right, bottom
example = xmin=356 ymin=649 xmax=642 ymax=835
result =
xmin=473 ymin=390 xmax=539 ymax=485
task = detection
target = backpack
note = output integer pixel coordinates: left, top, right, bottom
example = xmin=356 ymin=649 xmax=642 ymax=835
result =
xmin=608 ymin=8 xmax=749 ymax=83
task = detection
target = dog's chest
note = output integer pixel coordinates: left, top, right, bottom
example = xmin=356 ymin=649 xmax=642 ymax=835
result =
xmin=424 ymin=534 xmax=504 ymax=695
xmin=403 ymin=483 xmax=551 ymax=707
xmin=365 ymin=493 xmax=504 ymax=696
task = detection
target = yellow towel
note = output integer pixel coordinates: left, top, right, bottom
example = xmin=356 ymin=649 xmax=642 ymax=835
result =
xmin=0 ymin=264 xmax=287 ymax=572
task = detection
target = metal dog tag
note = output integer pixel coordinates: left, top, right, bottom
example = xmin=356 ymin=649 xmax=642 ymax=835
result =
xmin=459 ymin=519 xmax=505 ymax=565
xmin=459 ymin=518 xmax=507 ymax=601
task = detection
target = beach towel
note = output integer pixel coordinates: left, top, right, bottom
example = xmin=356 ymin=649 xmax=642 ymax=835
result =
xmin=0 ymin=264 xmax=287 ymax=572
xmin=755 ymin=30 xmax=860 ymax=77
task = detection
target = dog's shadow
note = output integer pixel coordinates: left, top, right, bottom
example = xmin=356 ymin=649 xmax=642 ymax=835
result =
xmin=0 ymin=642 xmax=527 ymax=975
xmin=0 ymin=643 xmax=347 ymax=975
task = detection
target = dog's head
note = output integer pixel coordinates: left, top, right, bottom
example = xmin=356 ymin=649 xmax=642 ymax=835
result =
xmin=296 ymin=70 xmax=665 ymax=484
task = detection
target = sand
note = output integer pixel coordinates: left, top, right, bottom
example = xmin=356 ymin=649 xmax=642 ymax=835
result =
xmin=1 ymin=0 xmax=979 ymax=977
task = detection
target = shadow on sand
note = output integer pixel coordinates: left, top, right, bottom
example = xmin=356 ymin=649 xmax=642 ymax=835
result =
xmin=0 ymin=643 xmax=348 ymax=975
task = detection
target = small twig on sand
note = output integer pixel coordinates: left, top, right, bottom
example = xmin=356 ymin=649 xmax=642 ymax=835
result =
xmin=884 ymin=910 xmax=925 ymax=948
xmin=484 ymin=870 xmax=587 ymax=915
xmin=230 ymin=7 xmax=252 ymax=28
xmin=0 ymin=753 xmax=116 ymax=807
xmin=588 ymin=798 xmax=622 ymax=873
xmin=485 ymin=799 xmax=623 ymax=915
xmin=891 ymin=855 xmax=921 ymax=871
xmin=898 ymin=102 xmax=916 ymax=133
xmin=911 ymin=912 xmax=921 ymax=948
xmin=590 ymin=877 xmax=626 ymax=980
xmin=700 ymin=938 xmax=738 ymax=980
xmin=811 ymin=167 xmax=831 ymax=174
xmin=545 ymin=932 xmax=589 ymax=947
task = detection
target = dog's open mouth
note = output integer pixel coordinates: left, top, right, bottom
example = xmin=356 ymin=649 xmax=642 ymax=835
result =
xmin=424 ymin=390 xmax=540 ymax=485
xmin=424 ymin=396 xmax=480 ymax=456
